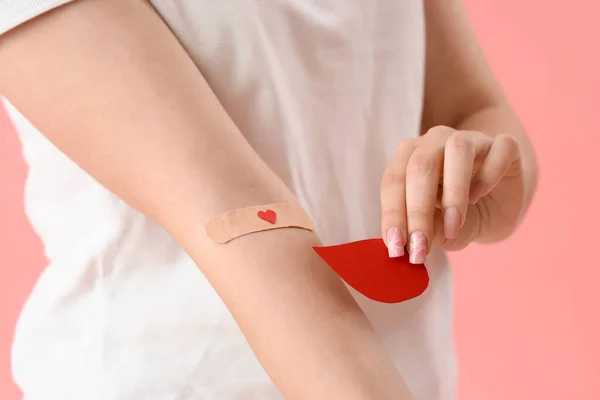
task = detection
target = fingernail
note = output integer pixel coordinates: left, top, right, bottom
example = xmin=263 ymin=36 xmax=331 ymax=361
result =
xmin=443 ymin=207 xmax=461 ymax=240
xmin=469 ymin=181 xmax=487 ymax=204
xmin=409 ymin=231 xmax=427 ymax=264
xmin=385 ymin=227 xmax=405 ymax=258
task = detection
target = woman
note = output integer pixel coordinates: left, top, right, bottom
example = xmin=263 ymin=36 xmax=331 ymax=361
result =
xmin=0 ymin=0 xmax=537 ymax=399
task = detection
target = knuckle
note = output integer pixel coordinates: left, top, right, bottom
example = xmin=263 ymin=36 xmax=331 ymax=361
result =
xmin=397 ymin=138 xmax=417 ymax=151
xmin=408 ymin=209 xmax=431 ymax=223
xmin=407 ymin=154 xmax=434 ymax=175
xmin=452 ymin=130 xmax=472 ymax=140
xmin=381 ymin=168 xmax=407 ymax=189
xmin=496 ymin=134 xmax=520 ymax=156
xmin=426 ymin=125 xmax=454 ymax=138
xmin=447 ymin=134 xmax=473 ymax=154
xmin=443 ymin=185 xmax=469 ymax=201
xmin=464 ymin=130 xmax=487 ymax=141
xmin=381 ymin=208 xmax=406 ymax=224
xmin=496 ymin=133 xmax=517 ymax=144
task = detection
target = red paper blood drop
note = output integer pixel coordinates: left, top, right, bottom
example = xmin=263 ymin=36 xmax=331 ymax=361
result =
xmin=257 ymin=209 xmax=277 ymax=224
xmin=313 ymin=238 xmax=428 ymax=303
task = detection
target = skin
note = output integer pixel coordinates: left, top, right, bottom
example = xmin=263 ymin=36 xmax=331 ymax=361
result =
xmin=0 ymin=0 xmax=537 ymax=398
xmin=381 ymin=0 xmax=538 ymax=262
xmin=0 ymin=1 xmax=414 ymax=399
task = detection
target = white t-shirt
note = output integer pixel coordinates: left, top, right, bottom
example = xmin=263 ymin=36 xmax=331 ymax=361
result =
xmin=1 ymin=1 xmax=456 ymax=399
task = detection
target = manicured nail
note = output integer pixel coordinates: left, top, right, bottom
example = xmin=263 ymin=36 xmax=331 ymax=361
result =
xmin=409 ymin=231 xmax=427 ymax=264
xmin=469 ymin=181 xmax=487 ymax=204
xmin=443 ymin=207 xmax=461 ymax=240
xmin=385 ymin=227 xmax=405 ymax=258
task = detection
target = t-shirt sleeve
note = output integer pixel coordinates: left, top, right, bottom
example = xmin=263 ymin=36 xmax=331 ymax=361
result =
xmin=0 ymin=0 xmax=75 ymax=35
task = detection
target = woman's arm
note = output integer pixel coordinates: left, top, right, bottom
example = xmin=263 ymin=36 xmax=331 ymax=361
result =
xmin=421 ymin=0 xmax=538 ymax=210
xmin=0 ymin=1 xmax=414 ymax=399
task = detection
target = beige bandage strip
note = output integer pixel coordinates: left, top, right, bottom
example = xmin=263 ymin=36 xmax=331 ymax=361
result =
xmin=206 ymin=202 xmax=315 ymax=243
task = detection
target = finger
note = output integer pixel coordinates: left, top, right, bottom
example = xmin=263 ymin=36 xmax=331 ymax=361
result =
xmin=431 ymin=203 xmax=482 ymax=251
xmin=405 ymin=141 xmax=444 ymax=264
xmin=442 ymin=131 xmax=492 ymax=240
xmin=381 ymin=140 xmax=417 ymax=258
xmin=469 ymin=134 xmax=520 ymax=203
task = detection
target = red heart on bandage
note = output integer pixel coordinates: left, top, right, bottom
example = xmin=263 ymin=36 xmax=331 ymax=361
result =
xmin=313 ymin=238 xmax=429 ymax=303
xmin=257 ymin=209 xmax=277 ymax=224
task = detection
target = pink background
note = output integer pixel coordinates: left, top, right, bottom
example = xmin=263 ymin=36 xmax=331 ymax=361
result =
xmin=1 ymin=1 xmax=599 ymax=399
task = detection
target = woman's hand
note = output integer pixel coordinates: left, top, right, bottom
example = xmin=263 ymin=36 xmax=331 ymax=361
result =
xmin=380 ymin=125 xmax=525 ymax=263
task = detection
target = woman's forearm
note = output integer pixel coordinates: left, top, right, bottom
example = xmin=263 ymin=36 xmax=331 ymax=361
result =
xmin=0 ymin=1 xmax=414 ymax=398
